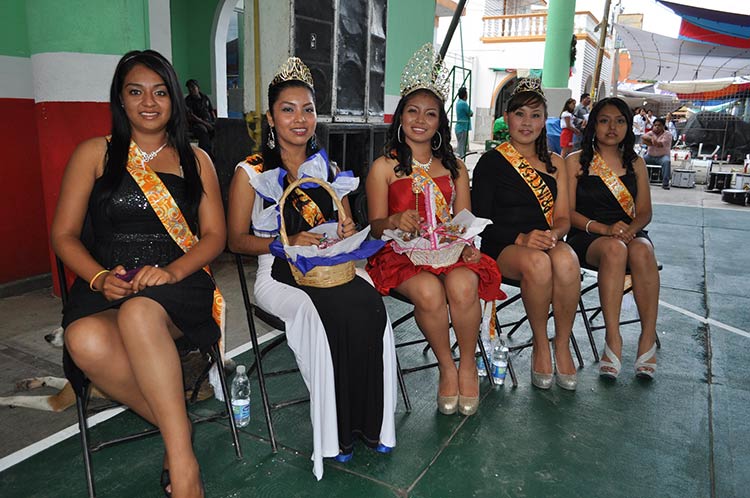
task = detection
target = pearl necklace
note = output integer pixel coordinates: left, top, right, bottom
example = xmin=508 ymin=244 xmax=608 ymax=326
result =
xmin=412 ymin=155 xmax=433 ymax=171
xmin=136 ymin=142 xmax=168 ymax=162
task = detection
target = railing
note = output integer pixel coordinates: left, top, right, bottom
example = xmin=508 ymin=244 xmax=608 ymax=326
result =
xmin=481 ymin=11 xmax=599 ymax=41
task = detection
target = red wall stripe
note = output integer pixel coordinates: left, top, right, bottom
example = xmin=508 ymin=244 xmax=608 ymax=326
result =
xmin=0 ymin=99 xmax=48 ymax=284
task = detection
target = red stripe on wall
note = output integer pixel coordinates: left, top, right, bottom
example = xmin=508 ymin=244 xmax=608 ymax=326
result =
xmin=35 ymin=101 xmax=111 ymax=291
xmin=0 ymin=99 xmax=49 ymax=284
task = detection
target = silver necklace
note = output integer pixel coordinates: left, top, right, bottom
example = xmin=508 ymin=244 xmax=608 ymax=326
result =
xmin=136 ymin=142 xmax=168 ymax=162
xmin=412 ymin=155 xmax=433 ymax=171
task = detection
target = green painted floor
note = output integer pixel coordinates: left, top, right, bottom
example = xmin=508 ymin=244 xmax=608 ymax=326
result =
xmin=1 ymin=203 xmax=748 ymax=497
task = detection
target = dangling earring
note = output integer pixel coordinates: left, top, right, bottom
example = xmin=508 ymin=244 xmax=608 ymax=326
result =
xmin=268 ymin=126 xmax=276 ymax=149
xmin=432 ymin=131 xmax=442 ymax=151
xmin=397 ymin=124 xmax=404 ymax=144
xmin=309 ymin=134 xmax=318 ymax=150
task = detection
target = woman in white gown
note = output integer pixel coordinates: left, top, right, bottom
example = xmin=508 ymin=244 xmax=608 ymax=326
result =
xmin=227 ymin=57 xmax=397 ymax=480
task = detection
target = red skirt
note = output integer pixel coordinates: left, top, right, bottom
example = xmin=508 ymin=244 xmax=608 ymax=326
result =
xmin=366 ymin=243 xmax=506 ymax=302
xmin=560 ymin=128 xmax=574 ymax=148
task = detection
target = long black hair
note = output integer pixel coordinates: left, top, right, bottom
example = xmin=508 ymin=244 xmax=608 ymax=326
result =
xmin=506 ymin=90 xmax=555 ymax=173
xmin=97 ymin=49 xmax=201 ymax=213
xmin=261 ymin=79 xmax=320 ymax=172
xmin=579 ymin=97 xmax=638 ymax=175
xmin=382 ymin=89 xmax=460 ymax=179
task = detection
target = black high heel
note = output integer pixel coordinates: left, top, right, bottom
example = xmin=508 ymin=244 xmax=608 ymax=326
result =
xmin=160 ymin=468 xmax=171 ymax=497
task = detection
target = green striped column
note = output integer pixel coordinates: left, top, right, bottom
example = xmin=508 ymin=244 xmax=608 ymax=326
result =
xmin=384 ymin=0 xmax=435 ymax=122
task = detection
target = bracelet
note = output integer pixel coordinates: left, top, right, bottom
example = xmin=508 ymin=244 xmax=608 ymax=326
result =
xmin=89 ymin=269 xmax=110 ymax=291
xmin=585 ymin=219 xmax=595 ymax=234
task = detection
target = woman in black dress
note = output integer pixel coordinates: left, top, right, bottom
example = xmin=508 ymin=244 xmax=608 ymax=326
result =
xmin=566 ymin=97 xmax=659 ymax=380
xmin=472 ymin=79 xmax=580 ymax=390
xmin=51 ymin=50 xmax=225 ymax=497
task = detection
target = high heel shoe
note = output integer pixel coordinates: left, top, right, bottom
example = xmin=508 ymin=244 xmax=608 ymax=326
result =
xmin=634 ymin=343 xmax=657 ymax=379
xmin=599 ymin=343 xmax=622 ymax=379
xmin=552 ymin=343 xmax=577 ymax=390
xmin=530 ymin=351 xmax=553 ymax=390
xmin=457 ymin=394 xmax=479 ymax=416
xmin=437 ymin=394 xmax=459 ymax=415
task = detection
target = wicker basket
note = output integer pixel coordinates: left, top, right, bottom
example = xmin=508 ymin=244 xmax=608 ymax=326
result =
xmin=394 ymin=239 xmax=466 ymax=268
xmin=278 ymin=177 xmax=356 ymax=288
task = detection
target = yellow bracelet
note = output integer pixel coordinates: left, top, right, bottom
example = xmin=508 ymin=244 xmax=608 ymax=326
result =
xmin=89 ymin=269 xmax=110 ymax=291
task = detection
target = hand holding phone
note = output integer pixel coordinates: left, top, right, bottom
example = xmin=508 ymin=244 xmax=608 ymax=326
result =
xmin=114 ymin=267 xmax=142 ymax=282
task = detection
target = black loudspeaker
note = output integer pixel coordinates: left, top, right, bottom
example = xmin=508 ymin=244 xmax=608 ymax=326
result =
xmin=368 ymin=0 xmax=387 ymax=117
xmin=336 ymin=1 xmax=367 ymax=116
xmin=213 ymin=118 xmax=254 ymax=208
xmin=294 ymin=0 xmax=334 ymax=115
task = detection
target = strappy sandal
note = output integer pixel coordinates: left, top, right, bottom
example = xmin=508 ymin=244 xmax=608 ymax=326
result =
xmin=634 ymin=343 xmax=657 ymax=379
xmin=599 ymin=343 xmax=622 ymax=379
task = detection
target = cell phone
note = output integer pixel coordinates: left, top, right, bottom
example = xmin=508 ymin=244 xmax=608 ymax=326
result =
xmin=115 ymin=267 xmax=142 ymax=282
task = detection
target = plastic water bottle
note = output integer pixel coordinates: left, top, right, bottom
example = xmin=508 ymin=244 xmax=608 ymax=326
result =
xmin=477 ymin=336 xmax=494 ymax=377
xmin=231 ymin=365 xmax=251 ymax=428
xmin=491 ymin=343 xmax=509 ymax=386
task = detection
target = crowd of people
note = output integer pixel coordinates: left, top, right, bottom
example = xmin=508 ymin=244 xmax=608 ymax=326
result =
xmin=52 ymin=46 xmax=662 ymax=496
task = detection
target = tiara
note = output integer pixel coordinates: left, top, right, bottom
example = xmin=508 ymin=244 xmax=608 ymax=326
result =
xmin=400 ymin=44 xmax=450 ymax=102
xmin=512 ymin=78 xmax=545 ymax=98
xmin=270 ymin=57 xmax=314 ymax=88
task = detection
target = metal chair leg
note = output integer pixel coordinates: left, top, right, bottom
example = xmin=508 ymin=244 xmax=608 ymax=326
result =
xmin=211 ymin=344 xmax=243 ymax=459
xmin=235 ymin=254 xmax=278 ymax=452
xmin=75 ymin=387 xmax=95 ymax=498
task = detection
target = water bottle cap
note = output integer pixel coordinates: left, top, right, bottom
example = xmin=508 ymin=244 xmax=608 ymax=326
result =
xmin=236 ymin=365 xmax=246 ymax=374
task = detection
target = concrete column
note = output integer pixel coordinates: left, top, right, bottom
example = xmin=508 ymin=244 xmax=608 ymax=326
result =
xmin=541 ymin=0 xmax=575 ymax=112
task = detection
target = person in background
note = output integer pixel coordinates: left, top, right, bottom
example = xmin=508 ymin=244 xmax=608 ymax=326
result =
xmin=572 ymin=92 xmax=591 ymax=150
xmin=454 ymin=86 xmax=473 ymax=158
xmin=184 ymin=79 xmax=216 ymax=155
xmin=566 ymin=97 xmax=659 ymax=381
xmin=644 ymin=109 xmax=655 ymax=133
xmin=642 ymin=117 xmax=672 ymax=190
xmin=665 ymin=112 xmax=678 ymax=143
xmin=559 ymin=98 xmax=579 ymax=158
xmin=493 ymin=114 xmax=509 ymax=142
xmin=472 ymin=78 xmax=580 ymax=391
xmin=632 ymin=107 xmax=645 ymax=145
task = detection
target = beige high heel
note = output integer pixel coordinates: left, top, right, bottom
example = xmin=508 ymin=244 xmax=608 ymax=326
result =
xmin=634 ymin=343 xmax=657 ymax=379
xmin=437 ymin=394 xmax=458 ymax=415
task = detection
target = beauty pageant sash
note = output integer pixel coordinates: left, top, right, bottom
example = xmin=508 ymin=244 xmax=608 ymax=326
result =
xmin=411 ymin=166 xmax=451 ymax=223
xmin=590 ymin=152 xmax=636 ymax=219
xmin=496 ymin=141 xmax=554 ymax=228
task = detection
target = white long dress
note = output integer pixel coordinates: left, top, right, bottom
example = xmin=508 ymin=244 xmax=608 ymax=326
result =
xmin=237 ymin=160 xmax=397 ymax=480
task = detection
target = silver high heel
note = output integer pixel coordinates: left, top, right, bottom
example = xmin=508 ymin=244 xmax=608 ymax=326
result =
xmin=553 ymin=343 xmax=577 ymax=391
xmin=530 ymin=351 xmax=553 ymax=390
xmin=437 ymin=394 xmax=459 ymax=415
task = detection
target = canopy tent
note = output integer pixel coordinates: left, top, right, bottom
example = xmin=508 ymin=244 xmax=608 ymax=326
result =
xmin=614 ymin=24 xmax=750 ymax=81
xmin=657 ymin=1 xmax=750 ymax=40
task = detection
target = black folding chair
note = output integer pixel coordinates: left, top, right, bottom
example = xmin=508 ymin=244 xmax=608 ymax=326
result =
xmin=493 ymin=278 xmax=586 ymax=387
xmin=234 ymin=253 xmax=412 ymax=452
xmin=56 ymin=257 xmax=241 ymax=498
xmin=578 ymin=263 xmax=663 ymax=362
xmin=388 ymin=289 xmax=495 ymax=401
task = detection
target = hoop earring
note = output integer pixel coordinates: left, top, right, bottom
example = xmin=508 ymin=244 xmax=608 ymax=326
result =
xmin=431 ymin=131 xmax=442 ymax=151
xmin=268 ymin=126 xmax=276 ymax=149
xmin=397 ymin=124 xmax=404 ymax=144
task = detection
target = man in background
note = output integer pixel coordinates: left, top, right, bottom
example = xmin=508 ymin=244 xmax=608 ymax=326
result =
xmin=642 ymin=117 xmax=672 ymax=189
xmin=185 ymin=79 xmax=217 ymax=155
xmin=454 ymin=87 xmax=473 ymax=158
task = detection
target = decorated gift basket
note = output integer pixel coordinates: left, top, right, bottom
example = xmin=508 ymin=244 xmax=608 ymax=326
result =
xmin=276 ymin=176 xmax=384 ymax=288
xmin=382 ymin=182 xmax=492 ymax=268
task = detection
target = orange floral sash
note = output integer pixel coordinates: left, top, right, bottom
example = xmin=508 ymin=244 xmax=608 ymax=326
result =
xmin=496 ymin=141 xmax=554 ymax=228
xmin=589 ymin=152 xmax=636 ymax=219
xmin=126 ymin=142 xmax=226 ymax=347
xmin=411 ymin=166 xmax=451 ymax=223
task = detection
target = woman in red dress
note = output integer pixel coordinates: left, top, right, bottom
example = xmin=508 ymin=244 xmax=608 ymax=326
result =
xmin=366 ymin=45 xmax=503 ymax=417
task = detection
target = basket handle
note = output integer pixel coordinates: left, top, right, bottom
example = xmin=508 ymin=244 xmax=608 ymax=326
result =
xmin=278 ymin=176 xmax=346 ymax=246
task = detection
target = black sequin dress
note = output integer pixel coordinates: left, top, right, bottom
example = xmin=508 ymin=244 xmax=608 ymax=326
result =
xmin=62 ymin=172 xmax=220 ymax=350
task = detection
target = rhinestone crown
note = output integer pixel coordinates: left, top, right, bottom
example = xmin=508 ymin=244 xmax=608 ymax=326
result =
xmin=511 ymin=77 xmax=545 ymax=98
xmin=271 ymin=57 xmax=314 ymax=88
xmin=399 ymin=44 xmax=450 ymax=102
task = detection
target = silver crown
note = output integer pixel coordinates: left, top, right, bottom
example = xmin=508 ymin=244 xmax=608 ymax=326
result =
xmin=270 ymin=57 xmax=314 ymax=88
xmin=400 ymin=44 xmax=450 ymax=102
